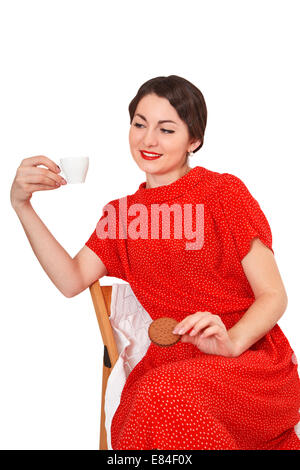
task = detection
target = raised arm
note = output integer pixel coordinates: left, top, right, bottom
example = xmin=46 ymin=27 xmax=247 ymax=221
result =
xmin=10 ymin=155 xmax=108 ymax=298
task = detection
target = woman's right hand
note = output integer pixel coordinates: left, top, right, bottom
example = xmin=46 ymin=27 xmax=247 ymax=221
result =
xmin=10 ymin=155 xmax=67 ymax=210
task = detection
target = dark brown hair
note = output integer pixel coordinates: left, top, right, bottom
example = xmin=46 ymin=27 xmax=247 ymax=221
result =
xmin=128 ymin=75 xmax=207 ymax=154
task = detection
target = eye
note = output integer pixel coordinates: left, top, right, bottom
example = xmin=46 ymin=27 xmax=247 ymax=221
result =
xmin=133 ymin=122 xmax=174 ymax=134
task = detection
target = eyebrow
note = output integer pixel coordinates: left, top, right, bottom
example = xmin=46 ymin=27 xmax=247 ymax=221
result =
xmin=134 ymin=113 xmax=178 ymax=125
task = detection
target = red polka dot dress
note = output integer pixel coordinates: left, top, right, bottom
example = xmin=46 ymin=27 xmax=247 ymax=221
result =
xmin=85 ymin=165 xmax=300 ymax=450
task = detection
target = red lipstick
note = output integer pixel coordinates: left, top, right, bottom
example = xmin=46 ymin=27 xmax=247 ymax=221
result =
xmin=140 ymin=150 xmax=163 ymax=160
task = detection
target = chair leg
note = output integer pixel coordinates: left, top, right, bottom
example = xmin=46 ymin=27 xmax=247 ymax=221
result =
xmin=100 ymin=354 xmax=111 ymax=450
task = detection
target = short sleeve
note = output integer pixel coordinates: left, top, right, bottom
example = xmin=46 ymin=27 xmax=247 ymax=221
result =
xmin=85 ymin=201 xmax=127 ymax=280
xmin=218 ymin=173 xmax=274 ymax=261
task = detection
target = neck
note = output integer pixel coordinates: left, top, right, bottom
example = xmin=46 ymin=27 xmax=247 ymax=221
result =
xmin=145 ymin=164 xmax=192 ymax=189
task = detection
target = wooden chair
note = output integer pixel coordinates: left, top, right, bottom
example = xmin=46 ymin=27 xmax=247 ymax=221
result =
xmin=88 ymin=279 xmax=120 ymax=450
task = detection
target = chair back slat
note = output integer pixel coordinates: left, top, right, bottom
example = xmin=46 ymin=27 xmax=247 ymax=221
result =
xmin=89 ymin=280 xmax=119 ymax=367
xmin=101 ymin=286 xmax=112 ymax=316
xmin=89 ymin=280 xmax=120 ymax=450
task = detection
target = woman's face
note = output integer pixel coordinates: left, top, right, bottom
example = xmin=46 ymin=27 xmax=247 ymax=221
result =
xmin=129 ymin=93 xmax=200 ymax=176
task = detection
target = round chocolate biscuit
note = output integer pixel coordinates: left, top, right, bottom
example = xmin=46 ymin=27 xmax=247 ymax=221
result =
xmin=148 ymin=317 xmax=181 ymax=347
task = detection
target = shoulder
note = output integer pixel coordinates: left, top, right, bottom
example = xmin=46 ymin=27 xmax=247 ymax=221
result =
xmin=215 ymin=173 xmax=259 ymax=213
xmin=199 ymin=167 xmax=247 ymax=198
xmin=218 ymin=172 xmax=249 ymax=197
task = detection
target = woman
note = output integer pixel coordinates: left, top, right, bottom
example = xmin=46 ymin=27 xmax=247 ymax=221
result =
xmin=10 ymin=75 xmax=300 ymax=450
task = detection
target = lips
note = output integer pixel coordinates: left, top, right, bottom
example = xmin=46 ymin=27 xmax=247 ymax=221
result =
xmin=140 ymin=150 xmax=163 ymax=160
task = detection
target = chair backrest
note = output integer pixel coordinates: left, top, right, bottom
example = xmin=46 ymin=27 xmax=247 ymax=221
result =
xmin=89 ymin=280 xmax=119 ymax=368
xmin=89 ymin=279 xmax=119 ymax=450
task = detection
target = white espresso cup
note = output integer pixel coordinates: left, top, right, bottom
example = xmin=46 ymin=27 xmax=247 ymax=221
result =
xmin=59 ymin=156 xmax=89 ymax=184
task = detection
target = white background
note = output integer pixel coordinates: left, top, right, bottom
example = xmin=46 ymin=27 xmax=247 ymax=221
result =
xmin=1 ymin=0 xmax=299 ymax=450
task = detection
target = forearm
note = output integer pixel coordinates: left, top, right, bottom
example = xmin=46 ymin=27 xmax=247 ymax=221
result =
xmin=14 ymin=202 xmax=81 ymax=297
xmin=228 ymin=291 xmax=288 ymax=356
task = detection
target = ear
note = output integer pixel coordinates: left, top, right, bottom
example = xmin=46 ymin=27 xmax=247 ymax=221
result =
xmin=190 ymin=138 xmax=202 ymax=152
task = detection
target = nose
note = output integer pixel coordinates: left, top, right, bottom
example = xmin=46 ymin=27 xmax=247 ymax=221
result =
xmin=142 ymin=127 xmax=159 ymax=148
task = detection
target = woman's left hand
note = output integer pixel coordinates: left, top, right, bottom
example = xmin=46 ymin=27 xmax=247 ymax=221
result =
xmin=173 ymin=311 xmax=238 ymax=357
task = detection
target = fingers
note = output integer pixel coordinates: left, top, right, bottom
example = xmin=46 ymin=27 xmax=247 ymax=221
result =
xmin=28 ymin=184 xmax=62 ymax=191
xmin=19 ymin=155 xmax=61 ymax=174
xmin=173 ymin=313 xmax=205 ymax=334
xmin=173 ymin=312 xmax=225 ymax=336
xmin=190 ymin=316 xmax=226 ymax=337
xmin=11 ymin=156 xmax=65 ymax=208
xmin=189 ymin=317 xmax=217 ymax=336
xmin=200 ymin=325 xmax=225 ymax=339
xmin=18 ymin=166 xmax=66 ymax=186
xmin=27 ymin=168 xmax=66 ymax=186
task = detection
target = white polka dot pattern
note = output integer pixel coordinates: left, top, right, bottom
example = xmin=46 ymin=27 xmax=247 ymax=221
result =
xmin=85 ymin=165 xmax=300 ymax=450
